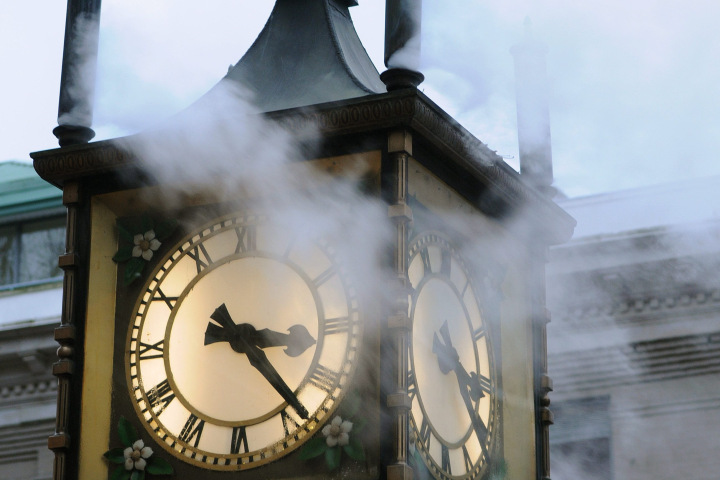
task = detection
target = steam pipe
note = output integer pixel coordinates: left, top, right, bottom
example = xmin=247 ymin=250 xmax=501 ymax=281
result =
xmin=511 ymin=18 xmax=555 ymax=196
xmin=381 ymin=0 xmax=424 ymax=90
xmin=53 ymin=0 xmax=102 ymax=147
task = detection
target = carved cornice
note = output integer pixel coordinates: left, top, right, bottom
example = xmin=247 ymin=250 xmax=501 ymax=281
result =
xmin=31 ymin=91 xmax=573 ymax=242
xmin=0 ymin=378 xmax=57 ymax=407
xmin=549 ymin=330 xmax=720 ymax=393
xmin=551 ymin=288 xmax=720 ymax=329
xmin=31 ymin=142 xmax=133 ymax=188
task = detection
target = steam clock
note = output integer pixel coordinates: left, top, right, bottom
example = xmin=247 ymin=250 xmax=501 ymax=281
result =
xmin=32 ymin=1 xmax=574 ymax=479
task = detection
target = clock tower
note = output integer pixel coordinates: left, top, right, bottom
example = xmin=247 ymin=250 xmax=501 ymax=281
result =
xmin=33 ymin=2 xmax=574 ymax=480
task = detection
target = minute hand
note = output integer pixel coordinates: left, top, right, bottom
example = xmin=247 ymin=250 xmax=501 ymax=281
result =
xmin=432 ymin=321 xmax=489 ymax=455
xmin=206 ymin=304 xmax=310 ymax=419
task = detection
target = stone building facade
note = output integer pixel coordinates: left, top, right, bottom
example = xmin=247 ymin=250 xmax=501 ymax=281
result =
xmin=0 ymin=161 xmax=63 ymax=480
xmin=547 ymin=176 xmax=720 ymax=480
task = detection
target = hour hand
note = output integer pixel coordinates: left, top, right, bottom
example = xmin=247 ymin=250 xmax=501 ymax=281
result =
xmin=204 ymin=304 xmax=315 ymax=357
xmin=432 ymin=321 xmax=484 ymax=402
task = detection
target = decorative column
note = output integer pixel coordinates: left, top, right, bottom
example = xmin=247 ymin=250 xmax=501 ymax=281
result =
xmin=384 ymin=129 xmax=414 ymax=480
xmin=530 ymin=248 xmax=554 ymax=480
xmin=48 ymin=181 xmax=88 ymax=480
xmin=512 ymin=19 xmax=557 ymax=479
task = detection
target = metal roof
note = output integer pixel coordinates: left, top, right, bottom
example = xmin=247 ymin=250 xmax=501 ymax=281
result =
xmin=208 ymin=0 xmax=385 ymax=112
xmin=0 ymin=161 xmax=62 ymax=221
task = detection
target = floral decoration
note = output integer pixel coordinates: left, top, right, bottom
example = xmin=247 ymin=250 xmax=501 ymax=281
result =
xmin=322 ymin=416 xmax=353 ymax=447
xmin=104 ymin=417 xmax=173 ymax=480
xmin=112 ymin=213 xmax=177 ymax=286
xmin=124 ymin=439 xmax=153 ymax=471
xmin=299 ymin=392 xmax=365 ymax=470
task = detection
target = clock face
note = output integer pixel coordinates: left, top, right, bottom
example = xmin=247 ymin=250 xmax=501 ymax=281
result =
xmin=407 ymin=233 xmax=497 ymax=480
xmin=125 ymin=213 xmax=361 ymax=470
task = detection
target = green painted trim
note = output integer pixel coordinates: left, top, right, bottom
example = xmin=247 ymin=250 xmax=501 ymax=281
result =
xmin=0 ymin=161 xmax=62 ymax=219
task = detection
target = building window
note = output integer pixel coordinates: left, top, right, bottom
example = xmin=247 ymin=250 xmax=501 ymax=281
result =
xmin=550 ymin=396 xmax=611 ymax=480
xmin=0 ymin=216 xmax=65 ymax=288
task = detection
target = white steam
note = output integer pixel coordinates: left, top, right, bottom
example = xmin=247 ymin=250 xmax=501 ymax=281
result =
xmin=387 ymin=34 xmax=422 ymax=72
xmin=57 ymin=13 xmax=100 ymax=127
xmin=386 ymin=1 xmax=422 ymax=71
xmin=117 ymin=80 xmax=395 ymax=307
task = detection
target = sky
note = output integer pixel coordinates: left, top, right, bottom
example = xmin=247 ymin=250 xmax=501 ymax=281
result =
xmin=3 ymin=1 xmax=720 ymax=197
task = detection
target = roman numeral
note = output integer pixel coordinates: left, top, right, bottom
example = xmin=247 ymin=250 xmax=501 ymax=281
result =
xmin=308 ymin=364 xmax=341 ymax=393
xmin=420 ymin=247 xmax=432 ymax=274
xmin=323 ymin=316 xmax=350 ymax=335
xmin=441 ymin=444 xmax=451 ymax=474
xmin=477 ymin=374 xmax=492 ymax=394
xmin=312 ymin=267 xmax=335 ymax=287
xmin=463 ymin=445 xmax=474 ymax=472
xmin=234 ymin=225 xmax=257 ymax=254
xmin=147 ymin=379 xmax=175 ymax=414
xmin=419 ymin=418 xmax=431 ymax=449
xmin=441 ymin=249 xmax=451 ymax=276
xmin=138 ymin=340 xmax=164 ymax=360
xmin=179 ymin=414 xmax=205 ymax=448
xmin=473 ymin=326 xmax=487 ymax=342
xmin=230 ymin=426 xmax=249 ymax=454
xmin=187 ymin=244 xmax=213 ymax=273
xmin=280 ymin=410 xmax=301 ymax=439
xmin=152 ymin=288 xmax=178 ymax=310
xmin=407 ymin=368 xmax=417 ymax=401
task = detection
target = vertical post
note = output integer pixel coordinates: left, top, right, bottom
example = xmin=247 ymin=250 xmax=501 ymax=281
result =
xmin=511 ymin=18 xmax=554 ymax=197
xmin=384 ymin=130 xmax=414 ymax=480
xmin=381 ymin=0 xmax=424 ymax=91
xmin=53 ymin=0 xmax=102 ymax=147
xmin=530 ymin=244 xmax=554 ymax=480
xmin=48 ymin=181 xmax=86 ymax=480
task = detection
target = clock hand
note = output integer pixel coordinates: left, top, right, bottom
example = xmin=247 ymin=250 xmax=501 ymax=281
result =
xmin=432 ymin=321 xmax=489 ymax=457
xmin=204 ymin=304 xmax=316 ymax=357
xmin=433 ymin=321 xmax=484 ymax=401
xmin=244 ymin=342 xmax=310 ymax=419
xmin=204 ymin=304 xmax=310 ymax=419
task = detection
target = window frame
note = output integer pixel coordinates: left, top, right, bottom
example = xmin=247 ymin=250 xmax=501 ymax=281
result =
xmin=0 ymin=208 xmax=66 ymax=292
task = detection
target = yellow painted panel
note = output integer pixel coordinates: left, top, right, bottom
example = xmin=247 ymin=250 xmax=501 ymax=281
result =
xmin=500 ymin=259 xmax=536 ymax=479
xmin=96 ymin=151 xmax=382 ymax=218
xmin=78 ymin=198 xmax=118 ymax=479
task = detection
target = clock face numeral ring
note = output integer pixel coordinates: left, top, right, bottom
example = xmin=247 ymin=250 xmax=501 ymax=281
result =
xmin=124 ymin=214 xmax=362 ymax=470
xmin=407 ymin=232 xmax=497 ymax=480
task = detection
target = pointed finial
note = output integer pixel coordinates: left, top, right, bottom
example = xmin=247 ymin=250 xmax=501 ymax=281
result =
xmin=511 ymin=20 xmax=554 ymax=196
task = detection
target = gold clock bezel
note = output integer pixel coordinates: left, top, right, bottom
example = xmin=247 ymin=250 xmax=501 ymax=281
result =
xmin=407 ymin=232 xmax=498 ymax=480
xmin=124 ymin=212 xmax=362 ymax=470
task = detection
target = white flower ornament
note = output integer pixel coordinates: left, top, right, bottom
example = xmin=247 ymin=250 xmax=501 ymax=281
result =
xmin=124 ymin=439 xmax=153 ymax=471
xmin=322 ymin=416 xmax=353 ymax=447
xmin=132 ymin=230 xmax=161 ymax=261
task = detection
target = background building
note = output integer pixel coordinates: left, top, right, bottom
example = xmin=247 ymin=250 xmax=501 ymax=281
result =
xmin=0 ymin=161 xmax=63 ymax=480
xmin=547 ymin=176 xmax=720 ymax=480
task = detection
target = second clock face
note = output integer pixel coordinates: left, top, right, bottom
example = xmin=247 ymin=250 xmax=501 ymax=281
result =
xmin=126 ymin=213 xmax=361 ymax=470
xmin=408 ymin=233 xmax=497 ymax=480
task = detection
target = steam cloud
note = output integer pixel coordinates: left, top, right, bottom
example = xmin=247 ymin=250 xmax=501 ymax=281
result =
xmin=117 ymin=80 xmax=396 ymax=312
